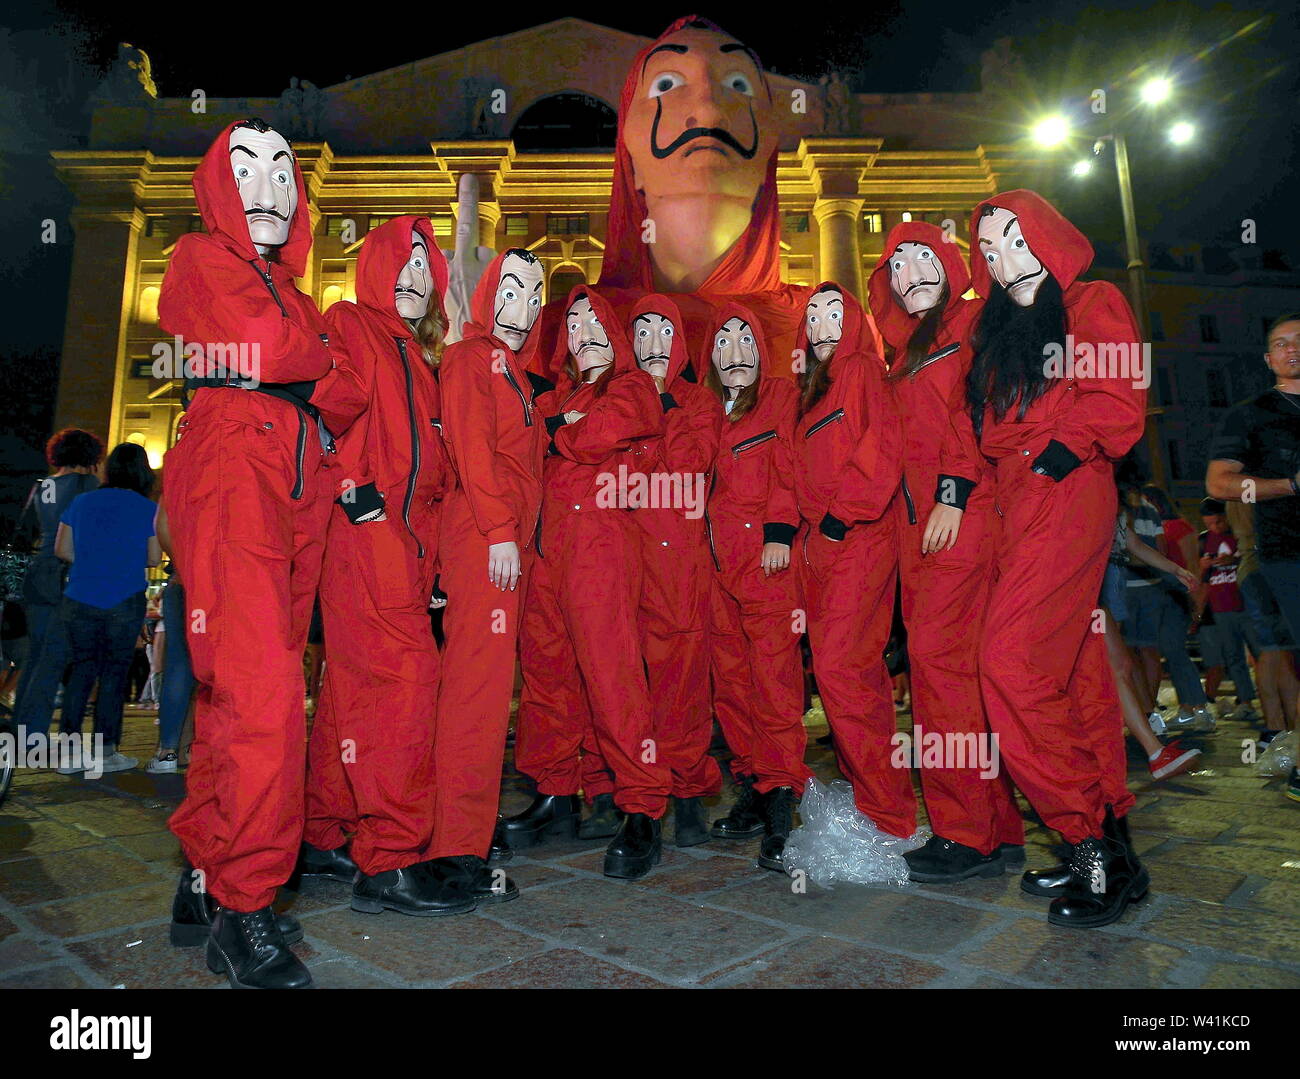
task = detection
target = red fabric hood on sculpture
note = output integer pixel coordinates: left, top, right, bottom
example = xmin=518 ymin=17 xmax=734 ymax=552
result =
xmin=867 ymin=221 xmax=972 ymax=352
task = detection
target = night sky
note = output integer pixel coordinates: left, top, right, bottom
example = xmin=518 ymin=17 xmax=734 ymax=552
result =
xmin=0 ymin=0 xmax=1296 ymax=468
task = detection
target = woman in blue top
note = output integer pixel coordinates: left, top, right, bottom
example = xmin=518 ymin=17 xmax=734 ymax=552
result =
xmin=54 ymin=443 xmax=161 ymax=774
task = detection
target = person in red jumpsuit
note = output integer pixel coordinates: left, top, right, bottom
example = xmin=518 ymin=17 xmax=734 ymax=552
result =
xmin=426 ymin=248 xmax=548 ymax=893
xmin=866 ymin=223 xmax=1026 ymax=883
xmin=513 ymin=286 xmax=670 ymax=878
xmin=627 ymin=294 xmax=723 ymax=846
xmin=159 ymin=119 xmax=366 ymax=989
xmin=793 ymin=282 xmax=914 ymax=839
xmin=300 ymin=215 xmax=477 ymax=918
xmin=702 ymin=302 xmax=810 ymax=870
xmin=932 ymin=189 xmax=1147 ymax=927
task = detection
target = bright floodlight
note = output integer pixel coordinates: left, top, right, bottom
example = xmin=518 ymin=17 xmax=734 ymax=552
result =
xmin=1141 ymin=77 xmax=1173 ymax=105
xmin=1071 ymin=159 xmax=1093 ymax=177
xmin=1032 ymin=114 xmax=1071 ymax=148
xmin=1169 ymin=121 xmax=1195 ymax=146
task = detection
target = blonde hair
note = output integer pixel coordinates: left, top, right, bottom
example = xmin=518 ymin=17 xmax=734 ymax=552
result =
xmin=409 ymin=308 xmax=448 ymax=368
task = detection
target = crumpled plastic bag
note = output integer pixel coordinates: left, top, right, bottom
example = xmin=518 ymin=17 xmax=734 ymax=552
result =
xmin=781 ymin=778 xmax=926 ymax=889
xmin=1256 ymin=731 xmax=1297 ymax=777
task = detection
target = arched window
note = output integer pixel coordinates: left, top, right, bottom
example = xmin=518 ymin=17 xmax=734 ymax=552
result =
xmin=138 ymin=285 xmax=160 ymax=324
xmin=512 ymin=93 xmax=617 ymax=151
xmin=548 ymin=267 xmax=587 ymax=305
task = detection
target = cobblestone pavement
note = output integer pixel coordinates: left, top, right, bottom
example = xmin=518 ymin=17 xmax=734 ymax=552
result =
xmin=1 ymin=699 xmax=1297 ymax=989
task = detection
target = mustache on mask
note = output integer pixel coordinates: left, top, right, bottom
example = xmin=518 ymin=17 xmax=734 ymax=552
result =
xmin=902 ymin=276 xmax=941 ymax=295
xmin=578 ymin=340 xmax=609 ymax=352
xmin=651 ymin=98 xmax=759 ymax=160
xmin=640 ymin=354 xmax=670 ymax=364
xmin=395 ymin=286 xmax=425 ymax=298
xmin=1007 ymin=267 xmax=1044 ymax=290
xmin=720 ymin=360 xmax=755 ymax=371
xmin=246 ymin=206 xmax=290 ymax=221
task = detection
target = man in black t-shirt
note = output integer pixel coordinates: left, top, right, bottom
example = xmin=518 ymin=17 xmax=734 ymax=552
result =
xmin=1207 ymin=312 xmax=1300 ymax=805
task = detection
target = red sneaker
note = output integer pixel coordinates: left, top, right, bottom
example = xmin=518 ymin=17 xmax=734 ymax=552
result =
xmin=1149 ymin=741 xmax=1202 ymax=780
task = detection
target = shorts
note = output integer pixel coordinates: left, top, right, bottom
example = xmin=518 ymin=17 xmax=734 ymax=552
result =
xmin=1241 ymin=572 xmax=1296 ymax=651
xmin=1100 ymin=562 xmax=1128 ymax=622
xmin=1121 ymin=583 xmax=1167 ymax=648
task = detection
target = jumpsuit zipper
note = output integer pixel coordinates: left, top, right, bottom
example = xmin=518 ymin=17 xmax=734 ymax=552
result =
xmin=730 ymin=429 xmax=777 ymax=457
xmin=395 ymin=339 xmax=425 ymax=559
xmin=502 ymin=365 xmax=533 ymax=426
xmin=804 ymin=407 xmax=845 ymax=438
xmin=900 ymin=476 xmax=917 ymax=525
xmin=252 ymin=260 xmax=308 ymax=499
xmin=703 ymin=469 xmax=721 ymax=572
xmin=909 ymin=342 xmax=960 ymax=377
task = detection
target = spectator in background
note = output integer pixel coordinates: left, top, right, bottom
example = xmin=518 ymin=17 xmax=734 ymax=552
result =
xmin=1195 ymin=498 xmax=1259 ymax=721
xmin=1226 ymin=500 xmax=1298 ymax=746
xmin=53 ymin=443 xmax=160 ymax=775
xmin=1120 ymin=479 xmax=1214 ymax=731
xmin=12 ymin=428 xmax=102 ymax=741
xmin=146 ymin=503 xmax=194 ymax=774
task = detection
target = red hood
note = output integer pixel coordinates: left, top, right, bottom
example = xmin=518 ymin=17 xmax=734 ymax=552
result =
xmin=629 ymin=293 xmax=691 ymax=387
xmin=191 ymin=119 xmax=314 ymax=277
xmin=355 ymin=215 xmax=448 ymax=338
xmin=550 ymin=286 xmax=637 ymax=387
xmin=705 ymin=300 xmax=773 ymax=382
xmin=867 ymin=221 xmax=971 ymax=351
xmin=462 ymin=248 xmax=542 ymax=365
xmin=597 ymin=15 xmax=782 ymax=298
xmin=794 ymin=280 xmax=872 ymax=367
xmin=968 ymin=189 xmax=1093 ymax=299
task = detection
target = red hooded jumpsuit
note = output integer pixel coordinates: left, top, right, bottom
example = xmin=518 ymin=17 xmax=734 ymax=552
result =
xmin=940 ymin=190 xmax=1144 ymax=844
xmin=429 ymin=251 xmax=548 ymax=860
xmin=705 ymin=303 xmax=811 ymax=793
xmin=159 ymin=121 xmax=365 ymax=912
xmin=793 ymin=283 xmax=914 ymax=837
xmin=528 ymin=16 xmax=811 ymax=386
xmin=866 ymin=224 xmax=1024 ymax=856
xmin=626 ymin=294 xmax=723 ymax=800
xmin=303 ymin=215 xmax=449 ymax=874
xmin=515 ymin=287 xmax=670 ymax=816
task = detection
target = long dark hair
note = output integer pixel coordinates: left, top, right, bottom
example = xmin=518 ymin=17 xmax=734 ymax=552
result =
xmin=104 ymin=443 xmax=155 ymax=497
xmin=705 ymin=363 xmax=760 ymax=422
xmin=965 ymin=273 xmax=1066 ymax=438
xmin=886 ymin=283 xmax=950 ymax=381
xmin=799 ymin=284 xmax=840 ymax=415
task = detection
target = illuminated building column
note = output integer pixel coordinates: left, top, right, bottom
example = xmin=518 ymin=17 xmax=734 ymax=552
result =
xmin=813 ymin=197 xmax=866 ymax=300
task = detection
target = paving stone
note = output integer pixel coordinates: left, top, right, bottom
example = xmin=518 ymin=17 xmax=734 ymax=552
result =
xmin=703 ymin=935 xmax=946 ymax=989
xmin=302 ymin=907 xmax=547 ymax=984
xmin=305 ymin=958 xmax=400 ymax=989
xmin=489 ymin=877 xmax=784 ymax=980
xmin=1149 ymin=842 xmax=1300 ymax=880
xmin=25 ymin=880 xmax=176 ymax=939
xmin=963 ymin=917 xmax=1186 ymax=987
xmin=1127 ymin=815 xmax=1233 ymax=841
xmin=632 ymin=853 xmax=769 ymax=897
xmin=0 ymin=818 xmax=99 ymax=862
xmin=709 ymin=877 xmax=1003 ymax=955
xmin=1244 ymin=880 xmax=1300 ymax=915
xmin=452 ymin=947 xmax=675 ymax=988
xmin=0 ymin=964 xmax=95 ymax=988
xmin=69 ymin=932 xmax=225 ymax=989
xmin=1232 ymin=824 xmax=1300 ymax=851
xmin=1142 ymin=901 xmax=1300 ymax=964
xmin=0 ymin=932 xmax=59 ymax=971
xmin=1199 ymin=962 xmax=1300 ymax=989
xmin=0 ymin=847 xmax=168 ymax=906
xmin=40 ymin=800 xmax=173 ymax=839
xmin=114 ymin=832 xmax=184 ymax=865
xmin=1138 ymin=861 xmax=1245 ymax=905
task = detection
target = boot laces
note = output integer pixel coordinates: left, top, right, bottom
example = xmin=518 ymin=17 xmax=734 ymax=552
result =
xmin=238 ymin=907 xmax=281 ymax=953
xmin=733 ymin=776 xmax=758 ymax=814
xmin=1069 ymin=839 xmax=1107 ymax=895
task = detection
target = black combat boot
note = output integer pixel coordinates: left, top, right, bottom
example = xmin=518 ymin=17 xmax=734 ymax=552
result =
xmin=205 ymin=905 xmax=312 ymax=989
xmin=710 ymin=773 xmax=765 ymax=839
xmin=488 ymin=819 xmax=514 ymax=866
xmin=425 ymin=854 xmax=519 ymax=903
xmin=1021 ymin=855 xmax=1073 ymax=898
xmin=578 ymin=793 xmax=624 ymax=839
xmin=904 ymin=835 xmax=1003 ymax=883
xmin=169 ymin=866 xmax=302 ymax=947
xmin=673 ymin=796 xmax=710 ymax=847
xmin=350 ymin=863 xmax=477 ymax=917
xmin=1047 ymin=807 xmax=1150 ymax=928
xmin=501 ymin=794 xmax=581 ymax=848
xmin=757 ymin=786 xmax=797 ymax=872
xmin=295 ymin=841 xmax=358 ymax=884
xmin=603 ymin=813 xmax=663 ymax=879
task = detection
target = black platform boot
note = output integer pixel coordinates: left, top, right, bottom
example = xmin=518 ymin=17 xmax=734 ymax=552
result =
xmin=757 ymin=786 xmax=797 ymax=872
xmin=350 ymin=863 xmax=477 ymax=917
xmin=295 ymin=841 xmax=358 ymax=884
xmin=1047 ymin=807 xmax=1149 ymax=928
xmin=425 ymin=854 xmax=519 ymax=903
xmin=1021 ymin=854 xmax=1074 ymax=898
xmin=205 ymin=905 xmax=312 ymax=989
xmin=904 ymin=835 xmax=1003 ymax=883
xmin=502 ymin=794 xmax=581 ymax=848
xmin=579 ymin=793 xmax=624 ymax=839
xmin=488 ymin=819 xmax=514 ymax=866
xmin=673 ymin=796 xmax=710 ymax=847
xmin=603 ymin=813 xmax=663 ymax=879
xmin=169 ymin=866 xmax=302 ymax=947
xmin=710 ymin=773 xmax=765 ymax=839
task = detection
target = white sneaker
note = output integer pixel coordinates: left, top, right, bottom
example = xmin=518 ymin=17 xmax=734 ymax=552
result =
xmin=145 ymin=752 xmax=178 ymax=774
xmin=97 ymin=751 xmax=138 ymax=774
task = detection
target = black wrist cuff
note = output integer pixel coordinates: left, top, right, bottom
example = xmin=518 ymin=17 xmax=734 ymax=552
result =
xmin=338 ymin=482 xmax=384 ymax=523
xmin=934 ymin=475 xmax=975 ymax=512
xmin=819 ymin=512 xmax=848 ymax=541
xmin=1031 ymin=439 xmax=1083 ymax=481
xmin=763 ymin=522 xmax=798 ymax=546
xmin=660 ymin=392 xmax=679 ymax=413
xmin=545 ymin=414 xmax=567 ymax=437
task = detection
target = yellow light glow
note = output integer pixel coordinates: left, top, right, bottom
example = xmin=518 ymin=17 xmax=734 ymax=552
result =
xmin=1169 ymin=121 xmax=1195 ymax=146
xmin=900 ymin=211 xmax=912 ymax=222
xmin=1071 ymin=159 xmax=1093 ymax=177
xmin=1141 ymin=77 xmax=1173 ymax=105
xmin=1032 ymin=115 xmax=1071 ymax=148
